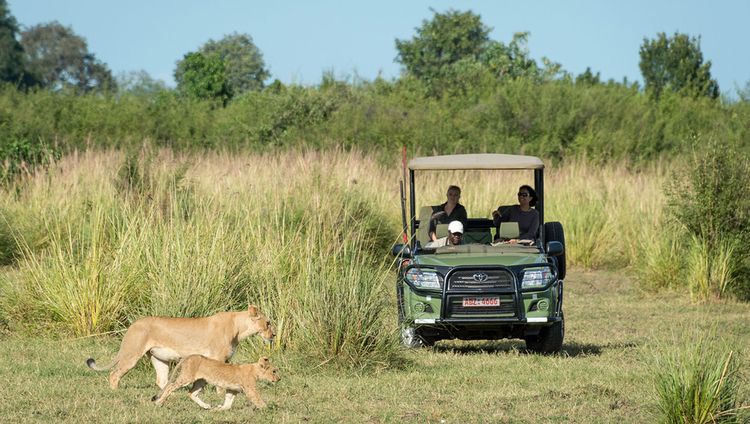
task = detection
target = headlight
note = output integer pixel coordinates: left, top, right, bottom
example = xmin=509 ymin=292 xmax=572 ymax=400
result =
xmin=521 ymin=267 xmax=554 ymax=289
xmin=405 ymin=268 xmax=444 ymax=289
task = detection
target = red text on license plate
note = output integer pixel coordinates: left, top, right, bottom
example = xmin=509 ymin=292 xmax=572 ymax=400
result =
xmin=462 ymin=297 xmax=500 ymax=307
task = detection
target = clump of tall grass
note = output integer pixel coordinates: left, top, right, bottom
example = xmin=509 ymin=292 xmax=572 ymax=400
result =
xmin=0 ymin=149 xmax=400 ymax=368
xmin=665 ymin=141 xmax=750 ymax=301
xmin=13 ymin=204 xmax=144 ymax=336
xmin=633 ymin=223 xmax=686 ymax=291
xmin=686 ymin=236 xmax=737 ymax=302
xmin=651 ymin=330 xmax=748 ymax=423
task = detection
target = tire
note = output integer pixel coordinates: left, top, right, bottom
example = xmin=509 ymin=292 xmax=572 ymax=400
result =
xmin=525 ymin=312 xmax=564 ymax=354
xmin=400 ymin=325 xmax=434 ymax=348
xmin=544 ymin=221 xmax=566 ymax=280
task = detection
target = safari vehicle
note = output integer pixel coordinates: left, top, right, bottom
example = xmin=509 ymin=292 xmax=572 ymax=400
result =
xmin=392 ymin=154 xmax=566 ymax=353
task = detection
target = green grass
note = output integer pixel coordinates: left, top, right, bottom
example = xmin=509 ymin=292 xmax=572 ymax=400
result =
xmin=0 ymin=269 xmax=747 ymax=423
xmin=652 ymin=334 xmax=745 ymax=423
xmin=0 ymin=150 xmax=748 ymax=422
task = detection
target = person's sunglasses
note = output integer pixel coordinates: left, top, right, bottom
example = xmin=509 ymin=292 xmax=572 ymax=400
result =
xmin=451 ymin=232 xmax=463 ymax=237
xmin=517 ymin=192 xmax=529 ymax=197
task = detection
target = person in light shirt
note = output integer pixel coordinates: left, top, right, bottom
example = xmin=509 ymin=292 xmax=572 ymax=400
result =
xmin=425 ymin=220 xmax=464 ymax=248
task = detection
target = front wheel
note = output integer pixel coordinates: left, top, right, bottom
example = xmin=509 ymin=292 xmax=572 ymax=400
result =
xmin=401 ymin=325 xmax=434 ymax=348
xmin=525 ymin=312 xmax=564 ymax=354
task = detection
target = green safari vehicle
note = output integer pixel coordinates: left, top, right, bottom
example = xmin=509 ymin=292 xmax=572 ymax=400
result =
xmin=392 ymin=153 xmax=566 ymax=353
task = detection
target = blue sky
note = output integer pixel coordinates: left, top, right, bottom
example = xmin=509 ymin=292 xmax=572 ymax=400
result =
xmin=9 ymin=0 xmax=750 ymax=95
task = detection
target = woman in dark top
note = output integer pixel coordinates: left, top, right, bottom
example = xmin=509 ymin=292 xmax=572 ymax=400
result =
xmin=492 ymin=184 xmax=539 ymax=243
xmin=429 ymin=185 xmax=468 ymax=242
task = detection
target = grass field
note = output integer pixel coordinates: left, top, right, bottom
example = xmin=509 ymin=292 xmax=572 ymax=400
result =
xmin=0 ymin=150 xmax=748 ymax=422
xmin=1 ymin=269 xmax=748 ymax=423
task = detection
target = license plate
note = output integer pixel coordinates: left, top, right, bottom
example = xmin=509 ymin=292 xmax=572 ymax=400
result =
xmin=462 ymin=296 xmax=500 ymax=307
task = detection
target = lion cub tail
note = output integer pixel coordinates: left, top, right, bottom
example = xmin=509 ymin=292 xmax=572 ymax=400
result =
xmin=86 ymin=357 xmax=117 ymax=371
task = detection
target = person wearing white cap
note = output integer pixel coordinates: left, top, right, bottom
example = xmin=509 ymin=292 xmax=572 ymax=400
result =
xmin=424 ymin=220 xmax=464 ymax=248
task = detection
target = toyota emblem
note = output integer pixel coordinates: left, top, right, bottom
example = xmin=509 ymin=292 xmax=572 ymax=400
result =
xmin=473 ymin=272 xmax=489 ymax=282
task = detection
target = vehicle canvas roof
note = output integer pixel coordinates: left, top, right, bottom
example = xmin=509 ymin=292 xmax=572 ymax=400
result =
xmin=408 ymin=153 xmax=544 ymax=170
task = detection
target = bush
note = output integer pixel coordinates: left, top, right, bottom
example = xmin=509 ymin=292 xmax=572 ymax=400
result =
xmin=666 ymin=140 xmax=750 ymax=300
xmin=2 ymin=77 xmax=750 ymax=162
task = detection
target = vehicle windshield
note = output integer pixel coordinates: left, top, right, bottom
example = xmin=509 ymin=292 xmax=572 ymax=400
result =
xmin=421 ymin=243 xmax=541 ymax=255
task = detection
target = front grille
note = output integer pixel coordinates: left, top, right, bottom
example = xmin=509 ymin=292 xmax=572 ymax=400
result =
xmin=446 ymin=295 xmax=517 ymax=317
xmin=448 ymin=269 xmax=514 ymax=290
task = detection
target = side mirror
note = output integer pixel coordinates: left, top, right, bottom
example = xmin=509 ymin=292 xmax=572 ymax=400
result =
xmin=546 ymin=241 xmax=564 ymax=257
xmin=391 ymin=243 xmax=412 ymax=258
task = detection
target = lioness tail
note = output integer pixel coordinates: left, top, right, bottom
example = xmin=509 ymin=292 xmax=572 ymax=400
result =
xmin=86 ymin=357 xmax=117 ymax=371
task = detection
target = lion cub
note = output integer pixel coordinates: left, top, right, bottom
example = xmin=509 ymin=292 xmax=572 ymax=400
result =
xmin=152 ymin=355 xmax=280 ymax=411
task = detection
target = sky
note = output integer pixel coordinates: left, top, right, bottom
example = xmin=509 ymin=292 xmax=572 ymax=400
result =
xmin=9 ymin=0 xmax=750 ymax=95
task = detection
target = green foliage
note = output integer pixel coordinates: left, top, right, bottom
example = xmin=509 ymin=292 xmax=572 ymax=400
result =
xmin=395 ymin=11 xmax=561 ymax=97
xmin=639 ymin=32 xmax=719 ymax=99
xmin=0 ymin=126 xmax=58 ymax=182
xmin=0 ymin=0 xmax=29 ymax=86
xmin=115 ymin=70 xmax=167 ymax=97
xmin=20 ymin=21 xmax=116 ymax=93
xmin=395 ymin=9 xmax=490 ymax=81
xmin=174 ymin=52 xmax=231 ymax=104
xmin=652 ymin=332 xmax=745 ymax=423
xmin=481 ymin=32 xmax=561 ymax=82
xmin=576 ymin=67 xmax=601 ymax=86
xmin=0 ymin=74 xmax=749 ymax=162
xmin=686 ymin=235 xmax=737 ymax=301
xmin=200 ymin=32 xmax=269 ymax=93
xmin=175 ymin=32 xmax=268 ymax=99
xmin=667 ymin=141 xmax=750 ymax=248
xmin=666 ymin=141 xmax=750 ymax=300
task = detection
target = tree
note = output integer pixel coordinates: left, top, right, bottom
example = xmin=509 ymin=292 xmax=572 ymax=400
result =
xmin=481 ymin=32 xmax=561 ymax=81
xmin=116 ymin=70 xmax=167 ymax=96
xmin=174 ymin=52 xmax=230 ymax=103
xmin=175 ymin=32 xmax=268 ymax=96
xmin=395 ymin=9 xmax=490 ymax=81
xmin=639 ymin=32 xmax=718 ymax=99
xmin=0 ymin=0 xmax=28 ymax=85
xmin=20 ymin=21 xmax=115 ymax=93
xmin=575 ymin=67 xmax=601 ymax=86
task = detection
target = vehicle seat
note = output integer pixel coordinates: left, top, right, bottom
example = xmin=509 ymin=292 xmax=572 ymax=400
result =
xmin=464 ymin=230 xmax=492 ymax=244
xmin=417 ymin=206 xmax=434 ymax=246
xmin=435 ymin=223 xmax=450 ymax=239
xmin=498 ymin=222 xmax=520 ymax=240
xmin=493 ymin=205 xmax=514 ymax=240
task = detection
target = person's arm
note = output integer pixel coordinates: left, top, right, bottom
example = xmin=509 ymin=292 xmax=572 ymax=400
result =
xmin=492 ymin=207 xmax=502 ymax=227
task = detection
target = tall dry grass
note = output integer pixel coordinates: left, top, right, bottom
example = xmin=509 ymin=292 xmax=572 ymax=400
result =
xmin=0 ymin=149 xmax=401 ymax=367
xmin=5 ymin=149 xmax=734 ymax=366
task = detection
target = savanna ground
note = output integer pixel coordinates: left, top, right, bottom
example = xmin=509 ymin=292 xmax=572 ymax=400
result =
xmin=1 ymin=270 xmax=748 ymax=423
xmin=0 ymin=150 xmax=748 ymax=423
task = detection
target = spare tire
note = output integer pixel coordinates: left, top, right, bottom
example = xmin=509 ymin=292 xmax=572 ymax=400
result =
xmin=544 ymin=221 xmax=566 ymax=280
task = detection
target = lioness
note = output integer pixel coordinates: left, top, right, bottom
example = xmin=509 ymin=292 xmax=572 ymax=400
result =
xmin=86 ymin=305 xmax=275 ymax=390
xmin=152 ymin=355 xmax=280 ymax=410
